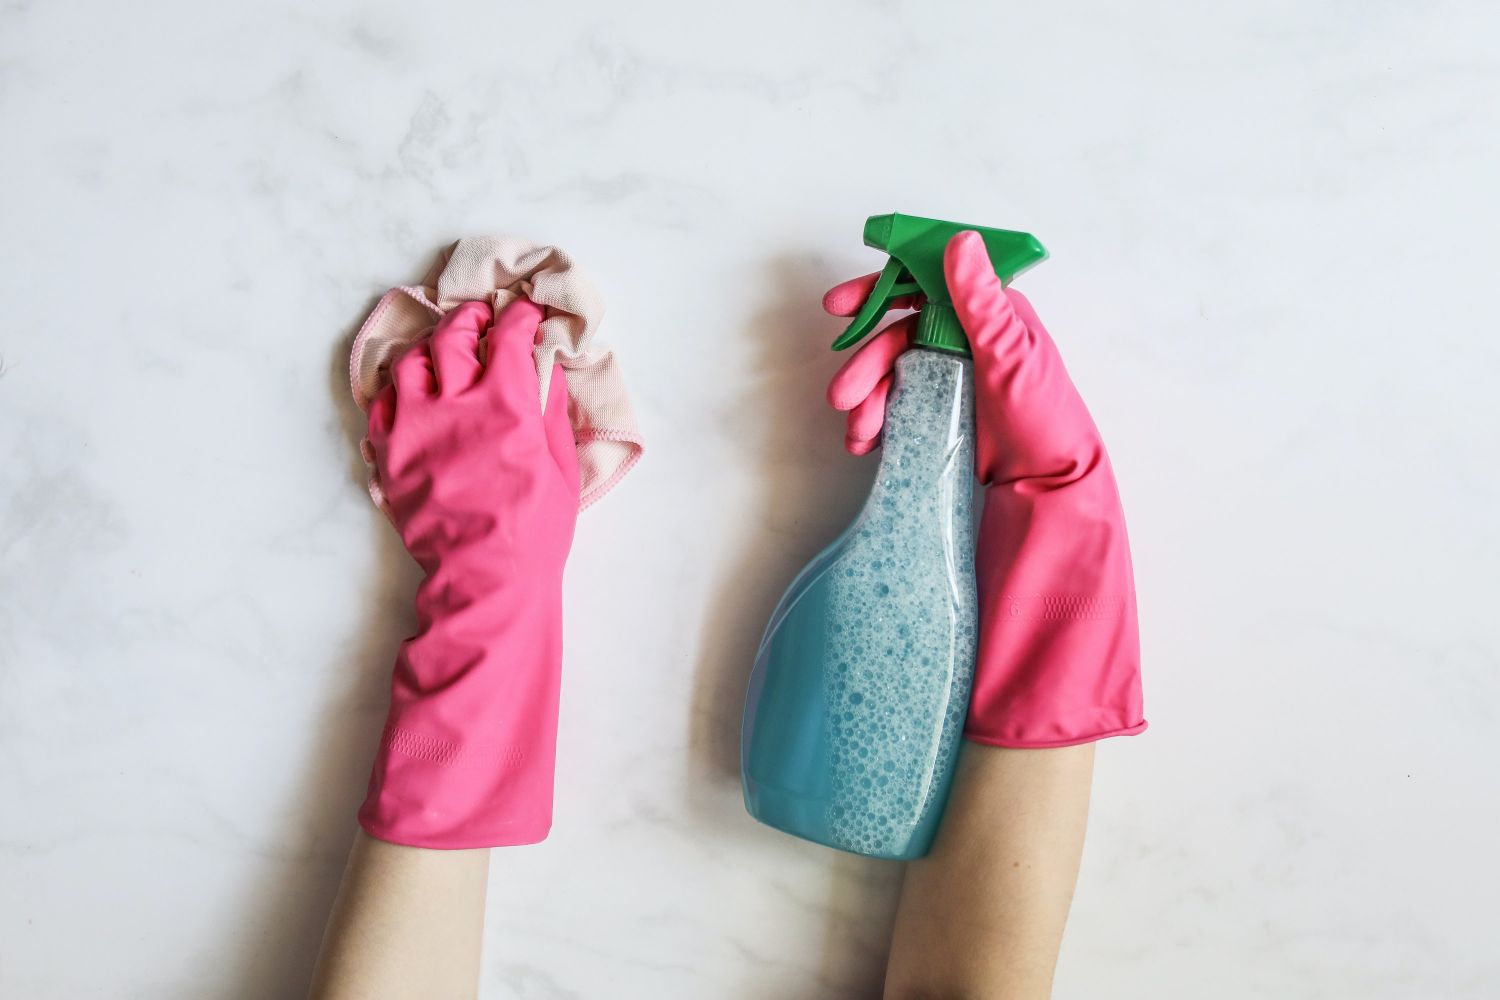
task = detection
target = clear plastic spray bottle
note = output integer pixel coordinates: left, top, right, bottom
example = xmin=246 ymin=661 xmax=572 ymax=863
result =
xmin=740 ymin=214 xmax=1047 ymax=860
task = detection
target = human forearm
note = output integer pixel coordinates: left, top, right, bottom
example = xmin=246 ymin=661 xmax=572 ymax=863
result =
xmin=309 ymin=833 xmax=489 ymax=1000
xmin=883 ymin=742 xmax=1094 ymax=1000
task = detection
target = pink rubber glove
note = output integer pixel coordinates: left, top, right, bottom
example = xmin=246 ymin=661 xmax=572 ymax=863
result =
xmin=825 ymin=231 xmax=1145 ymax=748
xmin=358 ymin=297 xmax=580 ymax=848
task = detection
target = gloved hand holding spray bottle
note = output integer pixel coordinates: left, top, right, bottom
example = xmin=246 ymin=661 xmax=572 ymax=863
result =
xmin=741 ymin=214 xmax=1144 ymax=860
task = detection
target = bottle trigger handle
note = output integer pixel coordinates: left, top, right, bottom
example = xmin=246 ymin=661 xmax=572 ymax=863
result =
xmin=832 ymin=257 xmax=921 ymax=352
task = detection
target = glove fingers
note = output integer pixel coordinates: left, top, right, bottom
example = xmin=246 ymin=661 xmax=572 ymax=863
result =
xmin=845 ymin=372 xmax=892 ymax=449
xmin=823 ymin=271 xmax=917 ymax=318
xmin=481 ymin=297 xmax=546 ymax=417
xmin=542 ymin=363 xmax=580 ymax=497
xmin=823 ymin=272 xmax=879 ymax=317
xmin=392 ymin=340 xmax=437 ymax=401
xmin=945 ymin=231 xmax=1103 ymax=484
xmin=430 ymin=301 xmax=490 ymax=394
xmin=944 ymin=230 xmax=1031 ymax=361
xmin=367 ymin=383 xmax=396 ymax=442
xmin=826 ymin=315 xmax=912 ymax=411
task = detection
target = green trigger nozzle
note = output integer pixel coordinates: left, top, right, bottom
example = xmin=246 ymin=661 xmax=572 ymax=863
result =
xmin=832 ymin=213 xmax=1049 ymax=356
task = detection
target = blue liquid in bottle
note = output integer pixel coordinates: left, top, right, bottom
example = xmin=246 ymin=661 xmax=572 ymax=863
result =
xmin=741 ymin=348 xmax=977 ymax=860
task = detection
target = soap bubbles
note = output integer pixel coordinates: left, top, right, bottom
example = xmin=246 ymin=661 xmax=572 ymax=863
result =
xmin=822 ymin=352 xmax=977 ymax=858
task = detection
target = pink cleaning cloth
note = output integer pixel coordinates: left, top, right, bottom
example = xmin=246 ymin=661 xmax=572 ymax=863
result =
xmin=349 ymin=236 xmax=643 ymax=512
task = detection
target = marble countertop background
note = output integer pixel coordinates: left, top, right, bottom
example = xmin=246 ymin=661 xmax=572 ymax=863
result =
xmin=3 ymin=2 xmax=1497 ymax=997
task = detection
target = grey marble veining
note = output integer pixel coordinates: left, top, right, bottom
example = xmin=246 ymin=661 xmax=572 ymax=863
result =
xmin=2 ymin=1 xmax=1498 ymax=997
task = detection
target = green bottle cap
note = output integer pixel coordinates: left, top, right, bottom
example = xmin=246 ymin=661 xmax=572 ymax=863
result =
xmin=913 ymin=303 xmax=967 ymax=355
xmin=833 ymin=213 xmax=1048 ymax=357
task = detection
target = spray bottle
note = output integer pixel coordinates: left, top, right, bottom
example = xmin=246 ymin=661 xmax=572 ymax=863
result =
xmin=740 ymin=213 xmax=1047 ymax=860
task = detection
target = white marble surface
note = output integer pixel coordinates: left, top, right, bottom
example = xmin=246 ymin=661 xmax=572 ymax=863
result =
xmin=3 ymin=2 xmax=1498 ymax=997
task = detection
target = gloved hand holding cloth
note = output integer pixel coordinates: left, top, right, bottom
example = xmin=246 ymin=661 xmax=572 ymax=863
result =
xmin=348 ymin=238 xmax=642 ymax=849
xmin=357 ymin=299 xmax=580 ymax=848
